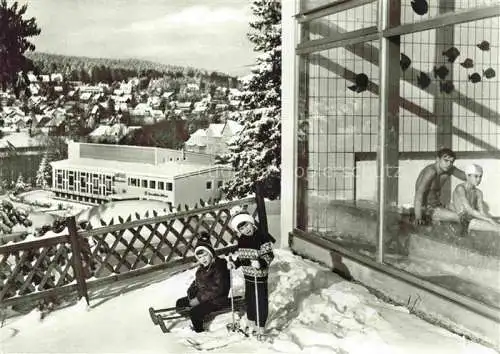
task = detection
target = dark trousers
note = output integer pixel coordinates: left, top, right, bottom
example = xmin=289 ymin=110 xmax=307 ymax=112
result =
xmin=244 ymin=276 xmax=268 ymax=327
xmin=176 ymin=297 xmax=227 ymax=332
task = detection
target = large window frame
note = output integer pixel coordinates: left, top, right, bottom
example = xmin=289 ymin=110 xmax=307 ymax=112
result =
xmin=293 ymin=0 xmax=500 ymax=321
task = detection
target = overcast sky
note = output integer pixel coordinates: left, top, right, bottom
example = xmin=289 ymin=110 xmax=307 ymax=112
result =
xmin=20 ymin=0 xmax=257 ymax=76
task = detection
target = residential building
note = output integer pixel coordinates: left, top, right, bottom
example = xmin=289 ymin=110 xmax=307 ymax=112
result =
xmin=185 ymin=120 xmax=242 ymax=155
xmin=26 ymin=73 xmax=39 ymax=83
xmin=50 ymin=73 xmax=64 ymax=83
xmin=50 ymin=142 xmax=232 ymax=206
xmin=176 ymin=101 xmax=193 ymax=113
xmin=78 ymin=85 xmax=104 ymax=94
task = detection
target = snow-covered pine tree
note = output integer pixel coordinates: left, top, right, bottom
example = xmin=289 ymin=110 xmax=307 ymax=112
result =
xmin=15 ymin=173 xmax=27 ymax=193
xmin=217 ymin=0 xmax=281 ymax=200
xmin=36 ymin=154 xmax=50 ymax=188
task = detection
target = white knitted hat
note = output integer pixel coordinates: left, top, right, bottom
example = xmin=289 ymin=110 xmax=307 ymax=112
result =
xmin=465 ymin=164 xmax=483 ymax=176
xmin=229 ymin=213 xmax=255 ymax=231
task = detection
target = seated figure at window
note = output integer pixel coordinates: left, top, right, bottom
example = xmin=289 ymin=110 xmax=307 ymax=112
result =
xmin=413 ymin=148 xmax=466 ymax=225
xmin=450 ymin=164 xmax=500 ymax=234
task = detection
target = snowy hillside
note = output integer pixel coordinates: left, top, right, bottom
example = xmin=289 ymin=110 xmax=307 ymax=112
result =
xmin=0 ymin=250 xmax=495 ymax=353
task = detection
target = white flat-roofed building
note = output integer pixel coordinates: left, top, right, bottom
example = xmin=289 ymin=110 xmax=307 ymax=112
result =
xmin=49 ymin=142 xmax=232 ymax=206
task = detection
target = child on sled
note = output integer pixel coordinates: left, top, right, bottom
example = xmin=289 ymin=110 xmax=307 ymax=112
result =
xmin=175 ymin=232 xmax=231 ymax=332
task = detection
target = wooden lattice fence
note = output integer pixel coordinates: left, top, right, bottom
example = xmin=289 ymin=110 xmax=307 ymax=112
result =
xmin=0 ymin=196 xmax=262 ymax=308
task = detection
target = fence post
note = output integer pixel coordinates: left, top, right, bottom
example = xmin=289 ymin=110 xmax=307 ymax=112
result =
xmin=67 ymin=216 xmax=89 ymax=305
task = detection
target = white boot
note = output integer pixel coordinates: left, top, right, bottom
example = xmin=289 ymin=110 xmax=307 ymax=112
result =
xmin=255 ymin=326 xmax=267 ymax=341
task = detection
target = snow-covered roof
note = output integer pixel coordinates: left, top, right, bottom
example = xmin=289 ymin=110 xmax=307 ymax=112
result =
xmin=151 ymin=109 xmax=164 ymax=117
xmin=206 ymin=123 xmax=225 ymax=138
xmin=29 ymin=95 xmax=43 ymax=105
xmin=133 ymin=103 xmax=151 ymax=113
xmin=79 ymin=92 xmax=92 ymax=101
xmin=46 ymin=114 xmax=66 ymax=127
xmin=33 ymin=115 xmax=51 ymax=127
xmin=50 ymin=73 xmax=63 ymax=82
xmin=27 ymin=73 xmax=38 ymax=82
xmin=229 ymin=88 xmax=242 ymax=97
xmin=89 ymin=124 xmax=128 ymax=137
xmin=29 ymin=84 xmax=40 ymax=95
xmin=89 ymin=125 xmax=109 ymax=137
xmin=185 ymin=128 xmax=208 ymax=146
xmin=50 ymin=158 xmax=227 ymax=179
xmin=222 ymin=119 xmax=243 ymax=136
xmin=0 ymin=132 xmax=43 ymax=148
xmin=177 ymin=102 xmax=192 ymax=109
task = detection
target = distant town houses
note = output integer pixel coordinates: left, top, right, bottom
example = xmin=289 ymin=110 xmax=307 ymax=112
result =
xmin=49 ymin=142 xmax=233 ymax=207
xmin=1 ymin=69 xmax=247 ymax=178
xmin=88 ymin=124 xmax=139 ymax=143
xmin=184 ymin=119 xmax=243 ymax=156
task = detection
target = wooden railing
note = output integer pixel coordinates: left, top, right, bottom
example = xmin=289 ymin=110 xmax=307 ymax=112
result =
xmin=0 ymin=196 xmax=261 ymax=307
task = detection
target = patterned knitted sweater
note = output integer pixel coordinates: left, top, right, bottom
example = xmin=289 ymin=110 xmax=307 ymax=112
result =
xmin=234 ymin=230 xmax=274 ymax=280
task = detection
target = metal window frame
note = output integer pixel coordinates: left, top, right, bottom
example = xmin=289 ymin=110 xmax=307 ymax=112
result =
xmin=296 ymin=0 xmax=376 ymax=23
xmin=292 ymin=228 xmax=500 ymax=323
xmin=298 ymin=3 xmax=500 ymax=53
xmin=296 ymin=26 xmax=379 ymax=54
xmin=293 ymin=0 xmax=500 ymax=313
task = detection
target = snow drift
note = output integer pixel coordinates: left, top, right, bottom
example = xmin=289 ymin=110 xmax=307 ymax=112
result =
xmin=0 ymin=249 xmax=494 ymax=354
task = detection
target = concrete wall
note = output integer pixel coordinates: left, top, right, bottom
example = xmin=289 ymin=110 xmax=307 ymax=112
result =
xmin=173 ymin=169 xmax=232 ymax=207
xmin=291 ymin=235 xmax=500 ymax=350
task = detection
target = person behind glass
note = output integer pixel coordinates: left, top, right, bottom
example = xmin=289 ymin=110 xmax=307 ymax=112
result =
xmin=227 ymin=212 xmax=274 ymax=336
xmin=175 ymin=232 xmax=230 ymax=333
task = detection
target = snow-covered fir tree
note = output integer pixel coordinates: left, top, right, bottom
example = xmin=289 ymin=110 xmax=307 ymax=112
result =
xmin=35 ymin=154 xmax=50 ymax=188
xmin=15 ymin=174 xmax=27 ymax=193
xmin=217 ymin=0 xmax=281 ymax=200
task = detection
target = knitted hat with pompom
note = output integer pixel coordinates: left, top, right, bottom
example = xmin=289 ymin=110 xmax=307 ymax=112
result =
xmin=194 ymin=232 xmax=215 ymax=259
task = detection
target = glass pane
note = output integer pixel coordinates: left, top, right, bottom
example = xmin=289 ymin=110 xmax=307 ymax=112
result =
xmin=296 ymin=41 xmax=380 ymax=259
xmin=303 ymin=2 xmax=378 ymax=42
xmin=401 ymin=0 xmax=491 ymax=26
xmin=384 ymin=18 xmax=500 ymax=309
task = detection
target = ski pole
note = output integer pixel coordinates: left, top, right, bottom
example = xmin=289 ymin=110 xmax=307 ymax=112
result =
xmin=254 ymin=272 xmax=261 ymax=338
xmin=229 ymin=260 xmax=236 ymax=330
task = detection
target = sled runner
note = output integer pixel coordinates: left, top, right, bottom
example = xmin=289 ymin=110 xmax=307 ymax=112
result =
xmin=149 ymin=296 xmax=246 ymax=333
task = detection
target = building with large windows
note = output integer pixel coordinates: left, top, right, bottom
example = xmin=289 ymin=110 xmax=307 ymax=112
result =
xmin=50 ymin=142 xmax=232 ymax=207
xmin=281 ymin=0 xmax=500 ymax=347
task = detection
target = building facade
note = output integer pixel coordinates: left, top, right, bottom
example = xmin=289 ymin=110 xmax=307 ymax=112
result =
xmin=50 ymin=142 xmax=232 ymax=207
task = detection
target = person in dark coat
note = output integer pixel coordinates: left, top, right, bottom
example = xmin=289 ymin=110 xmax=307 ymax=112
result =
xmin=175 ymin=232 xmax=230 ymax=332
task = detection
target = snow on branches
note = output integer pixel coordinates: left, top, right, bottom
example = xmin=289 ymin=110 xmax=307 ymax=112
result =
xmin=218 ymin=0 xmax=281 ymax=200
xmin=35 ymin=153 xmax=50 ymax=189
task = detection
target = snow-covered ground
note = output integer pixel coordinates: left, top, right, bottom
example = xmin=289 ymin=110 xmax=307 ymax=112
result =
xmin=0 ymin=249 xmax=495 ymax=354
xmin=19 ymin=190 xmax=92 ymax=217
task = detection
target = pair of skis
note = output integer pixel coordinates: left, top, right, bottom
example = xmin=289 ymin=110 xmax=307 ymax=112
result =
xmin=226 ymin=265 xmax=268 ymax=342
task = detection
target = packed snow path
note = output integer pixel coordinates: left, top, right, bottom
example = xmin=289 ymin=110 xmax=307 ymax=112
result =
xmin=0 ymin=250 xmax=495 ymax=353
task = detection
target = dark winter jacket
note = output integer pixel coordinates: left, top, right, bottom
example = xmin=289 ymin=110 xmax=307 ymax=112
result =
xmin=187 ymin=257 xmax=230 ymax=306
xmin=234 ymin=229 xmax=274 ymax=280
